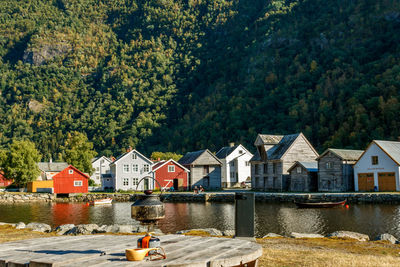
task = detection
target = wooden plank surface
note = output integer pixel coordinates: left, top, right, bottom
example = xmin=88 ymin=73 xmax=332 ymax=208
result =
xmin=0 ymin=235 xmax=262 ymax=267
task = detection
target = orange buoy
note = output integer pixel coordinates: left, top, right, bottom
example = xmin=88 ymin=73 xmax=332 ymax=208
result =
xmin=345 ymin=204 xmax=349 ymax=209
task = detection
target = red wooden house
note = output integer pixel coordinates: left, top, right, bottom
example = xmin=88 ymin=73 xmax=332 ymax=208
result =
xmin=0 ymin=171 xmax=13 ymax=187
xmin=152 ymin=159 xmax=189 ymax=191
xmin=52 ymin=165 xmax=89 ymax=194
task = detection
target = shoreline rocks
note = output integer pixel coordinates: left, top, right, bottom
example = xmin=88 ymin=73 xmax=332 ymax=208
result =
xmin=1 ymin=222 xmax=399 ymax=243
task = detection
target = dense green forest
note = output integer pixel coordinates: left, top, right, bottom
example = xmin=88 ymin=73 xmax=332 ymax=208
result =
xmin=0 ymin=0 xmax=399 ymax=159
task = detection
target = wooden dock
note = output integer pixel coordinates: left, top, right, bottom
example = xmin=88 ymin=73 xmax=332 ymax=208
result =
xmin=0 ymin=234 xmax=262 ymax=266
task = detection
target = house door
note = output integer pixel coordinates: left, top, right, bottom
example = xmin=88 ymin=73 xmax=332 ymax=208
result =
xmin=144 ymin=178 xmax=149 ymax=190
xmin=358 ymin=173 xmax=374 ymax=191
xmin=173 ymin=179 xmax=179 ymax=190
xmin=378 ymin=172 xmax=396 ymax=191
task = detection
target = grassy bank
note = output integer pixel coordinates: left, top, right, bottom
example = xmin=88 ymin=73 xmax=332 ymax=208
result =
xmin=1 ymin=225 xmax=399 ymax=266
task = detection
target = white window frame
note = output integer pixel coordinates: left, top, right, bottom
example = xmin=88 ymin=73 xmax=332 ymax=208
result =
xmin=132 ymin=153 xmax=137 ymax=160
xmin=132 ymin=177 xmax=139 ymax=186
xmin=371 ymin=156 xmax=378 ymax=165
xmin=74 ymin=180 xmax=82 ymax=187
xmin=123 ymin=164 xmax=130 ymax=173
xmin=143 ymin=164 xmax=150 ymax=172
xmin=230 ymin=171 xmax=235 ymax=179
xmin=132 ymin=164 xmax=139 ymax=172
xmin=68 ymin=169 xmax=74 ymax=174
xmin=168 ymin=165 xmax=175 ymax=172
xmin=123 ymin=178 xmax=129 ymax=186
xmin=296 ymin=167 xmax=302 ymax=174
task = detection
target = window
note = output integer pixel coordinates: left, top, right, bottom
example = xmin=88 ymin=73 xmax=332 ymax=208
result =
xmin=296 ymin=167 xmax=302 ymax=174
xmin=203 ymin=165 xmax=209 ymax=175
xmin=132 ymin=178 xmax=139 ymax=186
xmin=132 ymin=153 xmax=137 ymax=160
xmin=106 ymin=178 xmax=110 ymax=182
xmin=168 ymin=165 xmax=175 ymax=172
xmin=245 ymin=161 xmax=250 ymax=166
xmin=96 ymin=175 xmax=100 ymax=180
xmin=143 ymin=164 xmax=150 ymax=172
xmin=132 ymin=164 xmax=139 ymax=172
xmin=74 ymin=181 xmax=82 ymax=187
xmin=372 ymin=156 xmax=378 ymax=165
xmin=230 ymin=172 xmax=235 ymax=179
xmin=254 ymin=164 xmax=259 ymax=175
xmin=273 ymin=163 xmax=277 ymax=174
xmin=326 ymin=162 xmax=333 ymax=169
xmin=123 ymin=178 xmax=129 ymax=186
xmin=239 ymin=150 xmax=243 ymax=154
xmin=96 ymin=167 xmax=99 ymax=171
xmin=68 ymin=169 xmax=74 ymax=174
xmin=231 ymin=161 xmax=235 ymax=167
xmin=123 ymin=164 xmax=130 ymax=173
xmin=263 ymin=164 xmax=268 ymax=174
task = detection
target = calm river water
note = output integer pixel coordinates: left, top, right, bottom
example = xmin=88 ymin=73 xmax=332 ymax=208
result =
xmin=1 ymin=202 xmax=400 ymax=238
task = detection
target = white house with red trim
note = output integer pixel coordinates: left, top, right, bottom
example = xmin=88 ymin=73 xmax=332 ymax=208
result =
xmin=151 ymin=159 xmax=189 ymax=191
xmin=354 ymin=140 xmax=400 ymax=192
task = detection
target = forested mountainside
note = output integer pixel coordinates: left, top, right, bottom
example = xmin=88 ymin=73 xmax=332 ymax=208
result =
xmin=0 ymin=0 xmax=399 ymax=159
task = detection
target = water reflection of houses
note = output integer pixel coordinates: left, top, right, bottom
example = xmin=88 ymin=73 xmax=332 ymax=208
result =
xmin=277 ymin=208 xmax=324 ymax=235
xmin=51 ymin=203 xmax=90 ymax=226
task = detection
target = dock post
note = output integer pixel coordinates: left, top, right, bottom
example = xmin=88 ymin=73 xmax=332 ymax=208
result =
xmin=234 ymin=192 xmax=255 ymax=239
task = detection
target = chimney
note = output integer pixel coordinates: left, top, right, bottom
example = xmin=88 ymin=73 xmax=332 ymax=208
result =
xmin=229 ymin=142 xmax=235 ymax=147
xmin=127 ymin=146 xmax=133 ymax=152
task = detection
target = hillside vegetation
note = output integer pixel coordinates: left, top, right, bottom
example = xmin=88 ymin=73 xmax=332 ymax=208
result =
xmin=0 ymin=0 xmax=399 ymax=159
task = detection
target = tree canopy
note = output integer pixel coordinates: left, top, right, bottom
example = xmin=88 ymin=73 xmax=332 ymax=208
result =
xmin=63 ymin=131 xmax=97 ymax=174
xmin=0 ymin=0 xmax=399 ymax=156
xmin=1 ymin=140 xmax=41 ymax=187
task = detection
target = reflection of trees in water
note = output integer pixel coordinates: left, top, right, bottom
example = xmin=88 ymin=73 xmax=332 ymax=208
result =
xmin=277 ymin=208 xmax=324 ymax=235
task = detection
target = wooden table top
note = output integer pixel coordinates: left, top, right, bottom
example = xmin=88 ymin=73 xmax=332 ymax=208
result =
xmin=0 ymin=234 xmax=262 ymax=266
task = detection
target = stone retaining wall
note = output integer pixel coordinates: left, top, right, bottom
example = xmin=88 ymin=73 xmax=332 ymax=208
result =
xmin=2 ymin=192 xmax=400 ymax=204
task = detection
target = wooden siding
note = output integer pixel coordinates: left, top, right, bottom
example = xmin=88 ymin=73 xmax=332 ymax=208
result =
xmin=252 ymin=134 xmax=318 ymax=191
xmin=190 ymin=165 xmax=221 ymax=190
xmin=318 ymin=151 xmax=354 ymax=192
xmin=53 ymin=166 xmax=89 ymax=194
xmin=154 ymin=161 xmax=188 ymax=191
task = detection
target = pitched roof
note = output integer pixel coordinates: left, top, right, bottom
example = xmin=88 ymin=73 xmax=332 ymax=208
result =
xmin=152 ymin=160 xmax=166 ymax=170
xmin=37 ymin=162 xmax=69 ymax=172
xmin=373 ymin=140 xmax=400 ymax=165
xmin=255 ymin=134 xmax=284 ymax=145
xmin=111 ymin=149 xmax=152 ymax=165
xmin=178 ymin=150 xmax=207 ymax=165
xmin=151 ymin=159 xmax=190 ymax=172
xmin=215 ymin=145 xmax=239 ymax=159
xmin=265 ymin=133 xmax=301 ymax=160
xmin=318 ymin=148 xmax=364 ymax=161
xmin=288 ymin=161 xmax=318 ymax=173
xmin=178 ymin=149 xmax=222 ymax=165
xmin=92 ymin=156 xmax=112 ymax=164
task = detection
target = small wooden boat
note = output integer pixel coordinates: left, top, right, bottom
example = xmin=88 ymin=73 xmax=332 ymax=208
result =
xmin=90 ymin=198 xmax=113 ymax=205
xmin=294 ymin=199 xmax=346 ymax=208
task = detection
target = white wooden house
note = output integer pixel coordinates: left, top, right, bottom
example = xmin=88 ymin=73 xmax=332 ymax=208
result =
xmin=91 ymin=156 xmax=112 ymax=186
xmin=109 ymin=149 xmax=153 ymax=191
xmin=354 ymin=140 xmax=400 ymax=192
xmin=216 ymin=143 xmax=253 ymax=188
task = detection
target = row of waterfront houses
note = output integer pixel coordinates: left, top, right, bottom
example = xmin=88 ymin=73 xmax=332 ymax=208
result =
xmin=251 ymin=133 xmax=400 ymax=192
xmin=4 ymin=132 xmax=400 ymax=194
